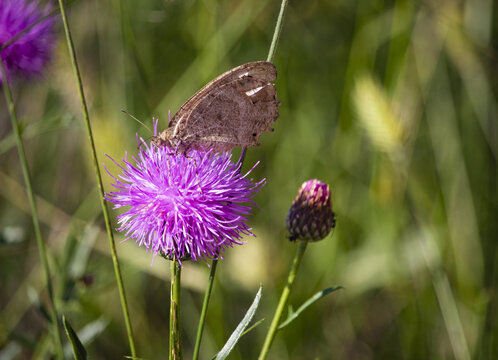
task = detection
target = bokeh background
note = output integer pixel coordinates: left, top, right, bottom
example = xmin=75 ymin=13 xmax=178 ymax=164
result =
xmin=1 ymin=0 xmax=496 ymax=359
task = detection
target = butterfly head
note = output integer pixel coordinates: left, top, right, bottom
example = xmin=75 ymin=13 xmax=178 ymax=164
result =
xmin=151 ymin=136 xmax=165 ymax=148
xmin=151 ymin=127 xmax=187 ymax=154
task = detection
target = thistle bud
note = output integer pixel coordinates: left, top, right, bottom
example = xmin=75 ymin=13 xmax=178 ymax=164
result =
xmin=286 ymin=179 xmax=336 ymax=242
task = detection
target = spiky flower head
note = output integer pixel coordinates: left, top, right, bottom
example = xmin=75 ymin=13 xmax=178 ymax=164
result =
xmin=286 ymin=179 xmax=336 ymax=242
xmin=105 ymin=127 xmax=265 ymax=263
xmin=0 ymin=0 xmax=55 ymax=83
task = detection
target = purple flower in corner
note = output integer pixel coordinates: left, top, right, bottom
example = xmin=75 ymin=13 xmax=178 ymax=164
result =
xmin=105 ymin=132 xmax=265 ymax=263
xmin=0 ymin=0 xmax=55 ymax=83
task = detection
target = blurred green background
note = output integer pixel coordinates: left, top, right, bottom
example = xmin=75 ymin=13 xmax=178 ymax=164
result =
xmin=1 ymin=0 xmax=496 ymax=358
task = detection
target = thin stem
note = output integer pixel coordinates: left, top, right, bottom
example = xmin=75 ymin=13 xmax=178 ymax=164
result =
xmin=266 ymin=0 xmax=289 ymax=63
xmin=258 ymin=240 xmax=308 ymax=360
xmin=255 ymin=2 xmax=292 ymax=354
xmin=56 ymin=1 xmax=136 ymax=357
xmin=239 ymin=0 xmax=290 ymax=213
xmin=0 ymin=61 xmax=64 ymax=359
xmin=170 ymin=260 xmax=183 ymax=360
xmin=192 ymin=259 xmax=218 ymax=360
xmin=238 ymin=0 xmax=290 ymax=186
xmin=242 ymin=0 xmax=290 ymax=248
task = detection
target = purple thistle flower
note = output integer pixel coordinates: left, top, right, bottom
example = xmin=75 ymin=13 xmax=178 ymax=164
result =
xmin=105 ymin=128 xmax=265 ymax=263
xmin=0 ymin=0 xmax=55 ymax=83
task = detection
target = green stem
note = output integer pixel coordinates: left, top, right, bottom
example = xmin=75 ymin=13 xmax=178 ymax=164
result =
xmin=266 ymin=0 xmax=289 ymax=63
xmin=170 ymin=260 xmax=183 ymax=360
xmin=56 ymin=1 xmax=136 ymax=357
xmin=258 ymin=240 xmax=308 ymax=360
xmin=240 ymin=0 xmax=289 ymax=169
xmin=192 ymin=259 xmax=218 ymax=360
xmin=0 ymin=61 xmax=64 ymax=359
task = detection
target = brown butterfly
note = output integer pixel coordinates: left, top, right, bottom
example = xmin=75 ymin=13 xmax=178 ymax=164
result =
xmin=152 ymin=61 xmax=280 ymax=154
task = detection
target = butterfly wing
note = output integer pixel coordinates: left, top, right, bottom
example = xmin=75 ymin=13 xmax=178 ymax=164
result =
xmin=171 ymin=61 xmax=277 ymax=126
xmin=170 ymin=62 xmax=279 ymax=152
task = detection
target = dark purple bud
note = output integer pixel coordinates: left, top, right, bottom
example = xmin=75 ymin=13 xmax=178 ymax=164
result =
xmin=286 ymin=179 xmax=336 ymax=242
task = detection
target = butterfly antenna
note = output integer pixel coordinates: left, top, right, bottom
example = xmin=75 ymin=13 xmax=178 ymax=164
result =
xmin=121 ymin=109 xmax=153 ymax=133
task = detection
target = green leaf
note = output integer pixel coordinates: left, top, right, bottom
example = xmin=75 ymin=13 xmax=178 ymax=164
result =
xmin=278 ymin=286 xmax=343 ymax=330
xmin=212 ymin=286 xmax=262 ymax=360
xmin=62 ymin=315 xmax=87 ymax=360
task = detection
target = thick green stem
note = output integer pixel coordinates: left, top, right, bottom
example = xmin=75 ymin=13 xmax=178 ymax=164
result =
xmin=56 ymin=1 xmax=136 ymax=357
xmin=258 ymin=240 xmax=308 ymax=360
xmin=170 ymin=260 xmax=183 ymax=360
xmin=192 ymin=259 xmax=218 ymax=360
xmin=0 ymin=60 xmax=64 ymax=359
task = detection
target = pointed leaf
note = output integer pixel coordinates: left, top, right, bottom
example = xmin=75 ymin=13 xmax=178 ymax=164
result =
xmin=62 ymin=315 xmax=87 ymax=360
xmin=278 ymin=286 xmax=342 ymax=330
xmin=62 ymin=316 xmax=109 ymax=358
xmin=212 ymin=286 xmax=262 ymax=360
